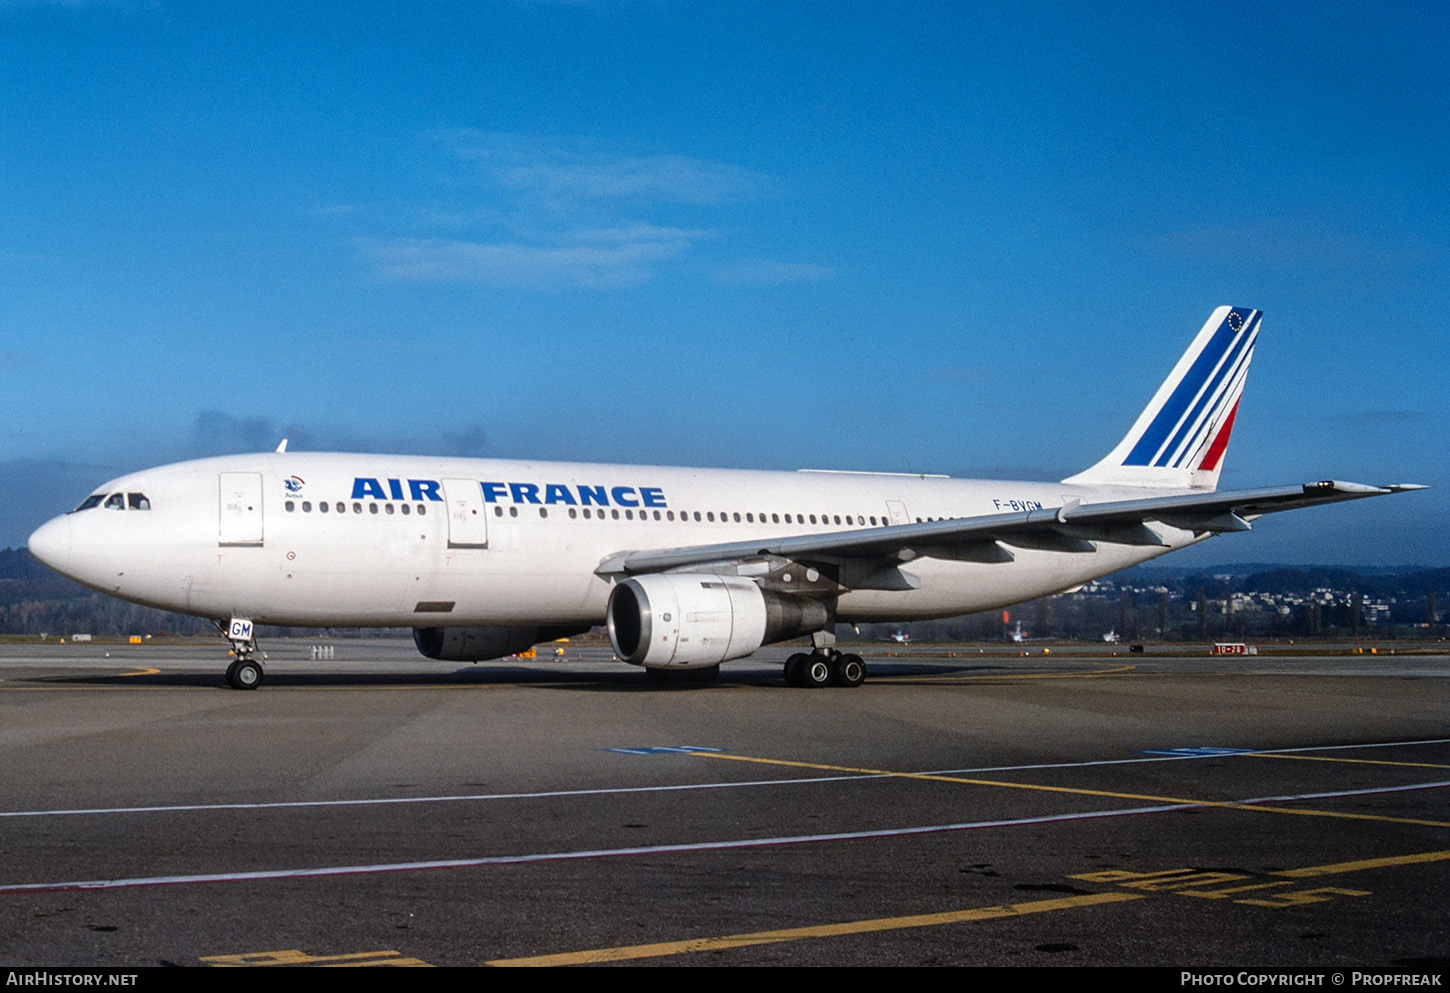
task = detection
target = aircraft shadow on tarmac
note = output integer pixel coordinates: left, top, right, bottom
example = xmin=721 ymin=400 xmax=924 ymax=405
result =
xmin=24 ymin=658 xmax=1022 ymax=691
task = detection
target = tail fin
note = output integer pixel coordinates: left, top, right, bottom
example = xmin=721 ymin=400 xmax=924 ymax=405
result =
xmin=1062 ymin=306 xmax=1260 ymax=491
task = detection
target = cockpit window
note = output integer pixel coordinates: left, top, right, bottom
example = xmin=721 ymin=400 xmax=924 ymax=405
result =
xmin=74 ymin=494 xmax=106 ymax=512
xmin=127 ymin=493 xmax=151 ymax=510
xmin=104 ymin=493 xmax=125 ymax=510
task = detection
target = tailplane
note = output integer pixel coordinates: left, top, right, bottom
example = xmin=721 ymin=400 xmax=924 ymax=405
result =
xmin=1063 ymin=306 xmax=1260 ymax=491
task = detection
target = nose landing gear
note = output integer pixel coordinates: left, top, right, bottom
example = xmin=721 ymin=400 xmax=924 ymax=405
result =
xmin=216 ymin=618 xmax=265 ymax=690
xmin=226 ymin=656 xmax=264 ymax=690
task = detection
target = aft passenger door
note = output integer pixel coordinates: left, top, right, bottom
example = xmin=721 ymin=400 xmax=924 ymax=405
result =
xmin=442 ymin=478 xmax=489 ymax=548
xmin=219 ymin=472 xmax=264 ymax=546
xmin=885 ymin=500 xmax=910 ymax=526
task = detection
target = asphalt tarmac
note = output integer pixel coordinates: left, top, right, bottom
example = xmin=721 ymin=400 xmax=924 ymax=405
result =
xmin=1 ymin=639 xmax=1448 ymax=967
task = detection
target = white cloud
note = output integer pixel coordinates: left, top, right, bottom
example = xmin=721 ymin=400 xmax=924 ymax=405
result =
xmin=711 ymin=258 xmax=835 ymax=286
xmin=359 ymin=227 xmax=704 ymax=289
xmin=352 ymin=132 xmax=783 ymax=290
xmin=438 ymin=130 xmax=769 ymax=207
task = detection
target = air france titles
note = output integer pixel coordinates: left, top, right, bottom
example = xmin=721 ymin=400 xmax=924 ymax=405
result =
xmin=480 ymin=482 xmax=666 ymax=508
xmin=348 ymin=478 xmax=666 ymax=509
xmin=351 ymin=478 xmax=444 ymax=502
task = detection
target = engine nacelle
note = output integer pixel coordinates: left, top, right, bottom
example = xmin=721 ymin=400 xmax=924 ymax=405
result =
xmin=413 ymin=625 xmax=583 ymax=662
xmin=607 ymin=573 xmax=829 ymax=669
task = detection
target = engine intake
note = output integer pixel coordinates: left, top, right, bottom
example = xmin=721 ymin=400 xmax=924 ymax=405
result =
xmin=607 ymin=573 xmax=829 ymax=669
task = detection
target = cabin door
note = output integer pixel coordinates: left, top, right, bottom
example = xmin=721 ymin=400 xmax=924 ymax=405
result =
xmin=885 ymin=499 xmax=910 ymax=526
xmin=219 ymin=472 xmax=264 ymax=546
xmin=442 ymin=478 xmax=489 ymax=548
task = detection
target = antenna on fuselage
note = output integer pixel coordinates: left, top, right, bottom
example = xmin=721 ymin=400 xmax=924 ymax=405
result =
xmin=275 ymin=438 xmax=288 ymax=453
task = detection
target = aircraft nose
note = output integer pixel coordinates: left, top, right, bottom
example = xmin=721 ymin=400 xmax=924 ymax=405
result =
xmin=27 ymin=515 xmax=73 ymax=573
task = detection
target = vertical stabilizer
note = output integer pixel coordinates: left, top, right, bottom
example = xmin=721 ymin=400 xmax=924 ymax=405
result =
xmin=1062 ymin=306 xmax=1260 ymax=490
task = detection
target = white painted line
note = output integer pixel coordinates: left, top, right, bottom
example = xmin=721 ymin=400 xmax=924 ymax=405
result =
xmin=0 ymin=803 xmax=1201 ymax=894
xmin=4 ymin=779 xmax=1449 ymax=896
xmin=4 ymin=737 xmax=1447 ymax=820
xmin=0 ymin=775 xmax=875 ymax=819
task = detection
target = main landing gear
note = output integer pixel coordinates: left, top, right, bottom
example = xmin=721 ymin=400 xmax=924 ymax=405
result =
xmin=783 ymin=650 xmax=866 ymax=688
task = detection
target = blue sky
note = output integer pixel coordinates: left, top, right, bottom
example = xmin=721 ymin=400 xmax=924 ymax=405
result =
xmin=2 ymin=0 xmax=1445 ymax=564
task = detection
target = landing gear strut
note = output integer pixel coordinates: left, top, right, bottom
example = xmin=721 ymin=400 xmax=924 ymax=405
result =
xmin=783 ymin=650 xmax=866 ymax=688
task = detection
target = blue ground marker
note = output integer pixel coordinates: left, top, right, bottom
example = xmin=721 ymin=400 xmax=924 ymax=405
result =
xmin=604 ymin=745 xmax=726 ymax=756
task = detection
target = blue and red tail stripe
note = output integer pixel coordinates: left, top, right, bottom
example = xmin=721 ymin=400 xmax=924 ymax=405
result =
xmin=1122 ymin=308 xmax=1260 ymax=468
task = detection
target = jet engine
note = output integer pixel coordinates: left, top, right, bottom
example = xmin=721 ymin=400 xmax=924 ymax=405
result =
xmin=607 ymin=573 xmax=829 ymax=669
xmin=412 ymin=625 xmax=584 ymax=662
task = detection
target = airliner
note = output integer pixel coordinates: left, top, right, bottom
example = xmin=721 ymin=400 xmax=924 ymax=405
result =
xmin=27 ymin=307 xmax=1422 ymax=690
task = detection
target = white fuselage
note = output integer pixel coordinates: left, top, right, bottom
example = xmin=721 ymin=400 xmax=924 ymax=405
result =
xmin=27 ymin=452 xmax=1201 ymax=629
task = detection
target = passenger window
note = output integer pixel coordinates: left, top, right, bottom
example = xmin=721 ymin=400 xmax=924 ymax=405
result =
xmin=568 ymin=508 xmax=577 ymax=519
xmin=707 ymin=512 xmax=715 ymax=522
xmin=509 ymin=506 xmax=519 ymax=517
xmin=583 ymin=508 xmax=591 ymax=519
xmin=369 ymin=503 xmax=379 ymax=515
xmin=353 ymin=502 xmax=362 ymax=514
xmin=495 ymin=506 xmax=503 ymax=516
xmin=417 ymin=504 xmax=426 ymax=516
xmin=285 ymin=500 xmax=295 ymax=512
xmin=400 ymin=503 xmax=410 ymax=515
xmin=385 ymin=503 xmax=394 ymax=515
xmin=693 ymin=512 xmax=702 ymax=522
xmin=127 ymin=493 xmax=150 ymax=510
xmin=302 ymin=501 xmax=312 ymax=512
xmin=104 ymin=493 xmax=125 ymax=510
xmin=540 ymin=508 xmax=548 ymax=518
xmin=653 ymin=510 xmax=661 ymax=521
xmin=611 ymin=509 xmax=620 ymax=520
xmin=338 ymin=502 xmax=346 ymax=514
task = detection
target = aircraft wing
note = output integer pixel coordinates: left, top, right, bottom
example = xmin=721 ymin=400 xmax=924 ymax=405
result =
xmin=597 ymin=480 xmax=1425 ymax=579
